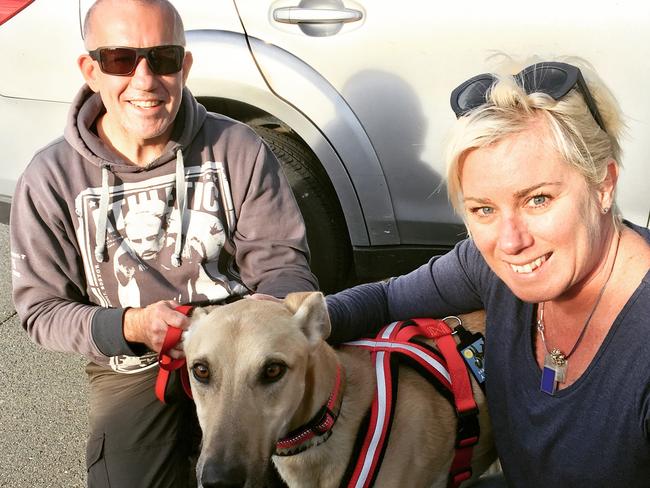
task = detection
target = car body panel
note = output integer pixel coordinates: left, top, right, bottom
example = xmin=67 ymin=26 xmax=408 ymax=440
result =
xmin=0 ymin=1 xmax=84 ymax=205
xmin=235 ymin=0 xmax=650 ymax=231
xmin=244 ymin=36 xmax=399 ymax=244
xmin=0 ymin=0 xmax=647 ymax=262
xmin=186 ymin=29 xmax=370 ymax=245
xmin=0 ymin=1 xmax=83 ymax=102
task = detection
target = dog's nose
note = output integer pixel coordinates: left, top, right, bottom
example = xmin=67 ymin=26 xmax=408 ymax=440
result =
xmin=201 ymin=461 xmax=247 ymax=488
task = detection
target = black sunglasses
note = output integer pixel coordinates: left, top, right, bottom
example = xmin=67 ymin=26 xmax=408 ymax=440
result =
xmin=450 ymin=62 xmax=606 ymax=132
xmin=88 ymin=45 xmax=185 ymax=76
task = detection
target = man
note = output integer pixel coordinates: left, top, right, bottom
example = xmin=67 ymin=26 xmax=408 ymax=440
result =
xmin=10 ymin=0 xmax=318 ymax=486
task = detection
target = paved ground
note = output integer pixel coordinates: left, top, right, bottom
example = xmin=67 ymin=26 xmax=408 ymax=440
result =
xmin=0 ymin=223 xmax=88 ymax=487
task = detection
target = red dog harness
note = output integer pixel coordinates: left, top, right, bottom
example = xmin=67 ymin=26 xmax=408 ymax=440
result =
xmin=154 ymin=305 xmax=194 ymax=404
xmin=154 ymin=309 xmax=483 ymax=487
xmin=343 ymin=318 xmax=481 ymax=488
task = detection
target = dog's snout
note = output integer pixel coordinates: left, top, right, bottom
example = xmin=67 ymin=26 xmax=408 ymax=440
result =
xmin=200 ymin=461 xmax=247 ymax=488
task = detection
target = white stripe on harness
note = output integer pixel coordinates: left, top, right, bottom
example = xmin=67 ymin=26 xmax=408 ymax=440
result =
xmin=344 ymin=321 xmax=454 ymax=488
xmin=346 ymin=339 xmax=452 ymax=384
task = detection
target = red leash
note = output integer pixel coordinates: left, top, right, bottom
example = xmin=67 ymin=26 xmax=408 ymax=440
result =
xmin=154 ymin=305 xmax=194 ymax=404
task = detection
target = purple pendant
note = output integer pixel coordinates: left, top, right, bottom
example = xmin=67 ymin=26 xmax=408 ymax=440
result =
xmin=540 ymin=365 xmax=558 ymax=395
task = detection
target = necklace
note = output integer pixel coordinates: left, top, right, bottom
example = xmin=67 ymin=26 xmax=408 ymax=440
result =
xmin=537 ymin=231 xmax=621 ymax=395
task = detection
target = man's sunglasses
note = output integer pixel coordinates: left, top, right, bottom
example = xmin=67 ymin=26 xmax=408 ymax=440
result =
xmin=88 ymin=45 xmax=185 ymax=76
xmin=450 ymin=62 xmax=606 ymax=132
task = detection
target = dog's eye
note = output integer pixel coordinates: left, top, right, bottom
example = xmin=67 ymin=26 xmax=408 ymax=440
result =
xmin=191 ymin=363 xmax=210 ymax=383
xmin=261 ymin=362 xmax=287 ymax=383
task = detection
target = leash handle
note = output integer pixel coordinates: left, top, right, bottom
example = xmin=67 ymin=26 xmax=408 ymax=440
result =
xmin=158 ymin=325 xmax=185 ymax=370
xmin=155 ymin=305 xmax=194 ymax=404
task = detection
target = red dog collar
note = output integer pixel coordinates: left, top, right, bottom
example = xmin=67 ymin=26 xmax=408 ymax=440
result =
xmin=275 ymin=363 xmax=344 ymax=456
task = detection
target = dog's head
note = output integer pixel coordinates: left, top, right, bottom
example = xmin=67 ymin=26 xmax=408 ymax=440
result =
xmin=184 ymin=291 xmax=331 ymax=488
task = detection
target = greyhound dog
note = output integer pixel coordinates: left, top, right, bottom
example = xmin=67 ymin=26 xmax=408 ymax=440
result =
xmin=184 ymin=292 xmax=496 ymax=488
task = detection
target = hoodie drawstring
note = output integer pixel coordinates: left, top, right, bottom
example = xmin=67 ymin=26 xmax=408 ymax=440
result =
xmin=94 ymin=166 xmax=110 ymax=262
xmin=171 ymin=149 xmax=186 ymax=267
xmin=94 ymin=151 xmax=186 ymax=265
xmin=215 ymin=161 xmax=237 ymax=241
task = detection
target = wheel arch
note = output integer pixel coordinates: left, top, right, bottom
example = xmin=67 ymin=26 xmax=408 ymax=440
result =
xmin=185 ymin=29 xmax=400 ymax=247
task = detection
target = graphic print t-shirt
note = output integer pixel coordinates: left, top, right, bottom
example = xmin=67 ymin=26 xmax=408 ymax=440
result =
xmin=74 ymin=161 xmax=245 ymax=372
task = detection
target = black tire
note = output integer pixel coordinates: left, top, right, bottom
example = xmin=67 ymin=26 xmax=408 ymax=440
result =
xmin=254 ymin=126 xmax=352 ymax=293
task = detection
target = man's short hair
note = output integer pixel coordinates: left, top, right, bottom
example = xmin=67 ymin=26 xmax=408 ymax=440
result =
xmin=83 ymin=0 xmax=186 ymax=48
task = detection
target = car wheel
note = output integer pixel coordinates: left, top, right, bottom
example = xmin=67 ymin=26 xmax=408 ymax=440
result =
xmin=254 ymin=126 xmax=352 ymax=293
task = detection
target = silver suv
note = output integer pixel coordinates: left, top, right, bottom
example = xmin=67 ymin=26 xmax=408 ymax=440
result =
xmin=1 ymin=0 xmax=648 ymax=292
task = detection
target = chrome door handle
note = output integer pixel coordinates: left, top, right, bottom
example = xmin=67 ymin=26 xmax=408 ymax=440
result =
xmin=273 ymin=7 xmax=363 ymax=24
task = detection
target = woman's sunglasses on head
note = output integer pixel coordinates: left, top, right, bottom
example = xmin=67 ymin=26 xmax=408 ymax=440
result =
xmin=449 ymin=61 xmax=606 ymax=132
xmin=88 ymin=45 xmax=185 ymax=76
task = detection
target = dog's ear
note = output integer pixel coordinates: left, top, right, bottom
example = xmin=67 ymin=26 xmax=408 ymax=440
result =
xmin=188 ymin=305 xmax=218 ymax=324
xmin=190 ymin=306 xmax=212 ymax=320
xmin=182 ymin=306 xmax=218 ymax=345
xmin=285 ymin=292 xmax=331 ymax=347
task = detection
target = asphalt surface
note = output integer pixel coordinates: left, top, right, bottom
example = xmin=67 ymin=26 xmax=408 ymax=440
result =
xmin=0 ymin=223 xmax=88 ymax=487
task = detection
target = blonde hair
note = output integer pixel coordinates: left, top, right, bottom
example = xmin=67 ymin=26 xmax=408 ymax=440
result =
xmin=445 ymin=57 xmax=625 ymax=227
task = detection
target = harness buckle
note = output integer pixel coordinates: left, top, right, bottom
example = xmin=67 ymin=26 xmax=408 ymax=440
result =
xmin=456 ymin=410 xmax=480 ymax=448
xmin=450 ymin=466 xmax=473 ymax=485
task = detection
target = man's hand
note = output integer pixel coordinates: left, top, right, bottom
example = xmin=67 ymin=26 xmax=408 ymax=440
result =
xmin=123 ymin=300 xmax=190 ymax=358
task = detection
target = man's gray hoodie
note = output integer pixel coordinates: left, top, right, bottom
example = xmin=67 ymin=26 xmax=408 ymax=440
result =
xmin=10 ymin=85 xmax=317 ymax=372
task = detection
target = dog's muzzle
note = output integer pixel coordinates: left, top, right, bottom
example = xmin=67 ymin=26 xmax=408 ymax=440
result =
xmin=199 ymin=460 xmax=247 ymax=488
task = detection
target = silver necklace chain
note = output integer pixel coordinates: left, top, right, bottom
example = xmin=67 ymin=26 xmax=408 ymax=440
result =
xmin=536 ymin=231 xmax=621 ymax=363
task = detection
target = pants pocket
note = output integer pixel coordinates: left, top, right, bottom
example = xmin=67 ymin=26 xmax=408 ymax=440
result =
xmin=86 ymin=433 xmax=110 ymax=487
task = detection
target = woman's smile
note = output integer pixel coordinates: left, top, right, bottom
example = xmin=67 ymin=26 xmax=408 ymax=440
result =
xmin=507 ymin=252 xmax=551 ymax=274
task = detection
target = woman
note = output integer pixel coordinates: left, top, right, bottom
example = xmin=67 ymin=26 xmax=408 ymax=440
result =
xmin=326 ymin=60 xmax=650 ymax=487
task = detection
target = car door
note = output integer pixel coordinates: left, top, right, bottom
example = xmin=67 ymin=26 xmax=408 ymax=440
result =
xmin=234 ymin=0 xmax=650 ymax=237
